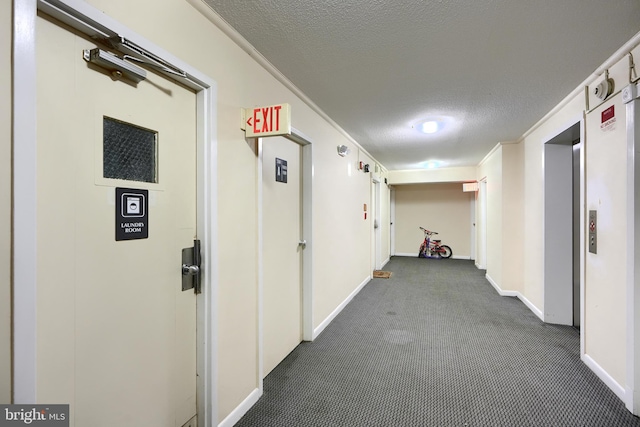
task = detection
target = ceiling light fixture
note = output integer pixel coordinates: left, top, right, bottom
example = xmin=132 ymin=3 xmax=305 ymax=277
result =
xmin=420 ymin=120 xmax=440 ymax=134
xmin=422 ymin=160 xmax=440 ymax=169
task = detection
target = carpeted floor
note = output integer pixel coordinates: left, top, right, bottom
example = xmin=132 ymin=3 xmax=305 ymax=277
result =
xmin=235 ymin=257 xmax=640 ymax=426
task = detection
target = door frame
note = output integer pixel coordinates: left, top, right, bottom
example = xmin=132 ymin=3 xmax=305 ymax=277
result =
xmin=390 ymin=187 xmax=396 ymax=256
xmin=476 ymin=178 xmax=488 ymax=269
xmin=371 ymin=176 xmax=382 ymax=270
xmin=13 ymin=1 xmax=219 ymax=425
xmin=469 ymin=194 xmax=476 ymax=261
xmin=257 ymin=130 xmax=313 ymax=390
xmin=541 ymin=117 xmax=584 ymax=334
xmin=625 ymin=92 xmax=640 ymax=414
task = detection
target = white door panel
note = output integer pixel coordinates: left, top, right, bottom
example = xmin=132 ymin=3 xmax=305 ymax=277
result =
xmin=37 ymin=14 xmax=196 ymax=427
xmin=262 ymin=136 xmax=302 ymax=376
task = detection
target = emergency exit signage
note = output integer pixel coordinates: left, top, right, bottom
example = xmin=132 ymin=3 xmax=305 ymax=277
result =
xmin=241 ymin=103 xmax=291 ymax=137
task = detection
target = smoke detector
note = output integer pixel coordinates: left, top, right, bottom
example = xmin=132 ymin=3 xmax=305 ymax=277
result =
xmin=337 ymin=145 xmax=350 ymax=157
xmin=593 ymin=78 xmax=614 ymax=101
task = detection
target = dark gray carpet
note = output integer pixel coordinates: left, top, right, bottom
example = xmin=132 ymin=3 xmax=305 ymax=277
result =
xmin=235 ymin=257 xmax=640 ymax=426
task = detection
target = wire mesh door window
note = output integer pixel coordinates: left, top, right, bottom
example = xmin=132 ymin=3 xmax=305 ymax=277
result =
xmin=103 ymin=116 xmax=157 ymax=183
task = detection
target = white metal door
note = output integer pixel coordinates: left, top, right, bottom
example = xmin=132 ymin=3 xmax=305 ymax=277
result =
xmin=36 ymin=14 xmax=197 ymax=427
xmin=262 ymin=136 xmax=302 ymax=376
xmin=373 ymin=180 xmax=382 ymax=270
xmin=477 ymin=179 xmax=488 ymax=269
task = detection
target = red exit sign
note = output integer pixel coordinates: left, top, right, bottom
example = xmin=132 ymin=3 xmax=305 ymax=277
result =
xmin=241 ymin=103 xmax=291 ymax=137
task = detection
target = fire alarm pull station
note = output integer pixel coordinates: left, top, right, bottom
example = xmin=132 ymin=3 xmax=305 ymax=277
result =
xmin=588 ymin=210 xmax=597 ymax=254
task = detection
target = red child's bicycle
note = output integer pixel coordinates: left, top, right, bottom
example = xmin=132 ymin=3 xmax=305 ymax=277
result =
xmin=418 ymin=227 xmax=453 ymax=259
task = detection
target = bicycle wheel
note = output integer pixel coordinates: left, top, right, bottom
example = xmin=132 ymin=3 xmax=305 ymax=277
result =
xmin=440 ymin=245 xmax=452 ymax=258
xmin=418 ymin=242 xmax=426 ymax=258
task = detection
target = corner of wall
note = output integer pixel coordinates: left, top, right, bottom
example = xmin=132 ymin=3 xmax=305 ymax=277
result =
xmin=501 ymin=143 xmax=525 ymax=294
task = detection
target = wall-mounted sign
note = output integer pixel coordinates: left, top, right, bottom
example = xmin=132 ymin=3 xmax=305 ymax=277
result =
xmin=241 ymin=103 xmax=291 ymax=137
xmin=600 ymin=105 xmax=616 ymax=132
xmin=116 ymin=187 xmax=148 ymax=241
xmin=276 ymin=158 xmax=288 ymax=183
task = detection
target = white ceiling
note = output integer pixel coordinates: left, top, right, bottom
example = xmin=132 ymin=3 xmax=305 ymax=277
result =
xmin=202 ymin=0 xmax=640 ymax=170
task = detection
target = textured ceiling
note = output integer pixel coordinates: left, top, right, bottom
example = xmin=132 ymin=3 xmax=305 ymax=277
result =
xmin=202 ymin=0 xmax=640 ymax=170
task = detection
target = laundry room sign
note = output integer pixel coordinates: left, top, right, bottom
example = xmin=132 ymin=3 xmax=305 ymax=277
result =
xmin=115 ymin=187 xmax=148 ymax=241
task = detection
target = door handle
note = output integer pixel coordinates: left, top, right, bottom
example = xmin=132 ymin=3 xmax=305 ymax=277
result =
xmin=181 ymin=239 xmax=202 ymax=293
xmin=182 ymin=264 xmax=200 ymax=275
xmin=299 ymin=240 xmax=307 ymax=249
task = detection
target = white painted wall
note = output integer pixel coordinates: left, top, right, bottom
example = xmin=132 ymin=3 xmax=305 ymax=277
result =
xmin=515 ymin=41 xmax=640 ymax=400
xmin=521 ymin=95 xmax=584 ymax=311
xmin=1 ymin=0 xmax=11 ymax=405
xmin=474 ymin=143 xmax=524 ymax=296
xmin=311 ymin=143 xmax=373 ymax=331
xmin=585 ymin=92 xmax=628 ymax=387
xmin=477 ymin=147 xmax=503 ymax=287
xmin=501 ymin=143 xmax=524 ymax=294
xmin=389 ymin=166 xmax=476 ymax=184
xmin=393 ymin=183 xmax=472 ymax=258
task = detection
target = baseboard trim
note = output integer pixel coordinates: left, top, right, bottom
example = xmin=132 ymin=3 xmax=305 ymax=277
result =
xmin=381 ymin=257 xmax=391 ymax=268
xmin=395 ymin=252 xmax=419 ymax=257
xmin=583 ymin=354 xmax=626 ymax=402
xmin=485 ymin=273 xmax=514 ymax=296
xmin=218 ymin=388 xmax=262 ymax=427
xmin=516 ymin=292 xmax=544 ymax=321
xmin=313 ymin=275 xmax=370 ymax=340
xmin=394 ymin=253 xmax=471 ymax=260
xmin=485 ymin=274 xmax=544 ymax=321
xmin=625 ymin=385 xmax=636 ymax=412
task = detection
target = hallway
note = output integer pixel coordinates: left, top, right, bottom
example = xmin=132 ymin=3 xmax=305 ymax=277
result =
xmin=236 ymin=257 xmax=640 ymax=426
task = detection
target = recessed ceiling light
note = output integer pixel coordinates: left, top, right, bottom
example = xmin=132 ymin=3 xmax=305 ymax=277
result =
xmin=422 ymin=160 xmax=440 ymax=169
xmin=420 ymin=120 xmax=440 ymax=134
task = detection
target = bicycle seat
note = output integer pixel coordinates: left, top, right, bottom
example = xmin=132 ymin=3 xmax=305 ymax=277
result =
xmin=433 ymin=240 xmax=441 ymax=243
